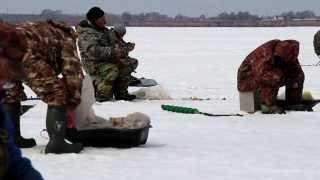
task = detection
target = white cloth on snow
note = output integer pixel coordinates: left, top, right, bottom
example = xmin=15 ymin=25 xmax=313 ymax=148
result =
xmin=75 ymin=75 xmax=151 ymax=130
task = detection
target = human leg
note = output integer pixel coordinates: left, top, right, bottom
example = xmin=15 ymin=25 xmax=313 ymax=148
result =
xmin=114 ymin=58 xmax=138 ymax=101
xmin=259 ymin=85 xmax=283 ymax=114
xmin=94 ymin=63 xmax=119 ymax=102
xmin=24 ymin=60 xmax=83 ymax=153
xmin=4 ymin=82 xmax=36 ymax=148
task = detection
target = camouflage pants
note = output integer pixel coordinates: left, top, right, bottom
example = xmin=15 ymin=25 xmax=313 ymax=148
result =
xmin=5 ymin=60 xmax=77 ymax=106
xmin=93 ymin=57 xmax=138 ymax=99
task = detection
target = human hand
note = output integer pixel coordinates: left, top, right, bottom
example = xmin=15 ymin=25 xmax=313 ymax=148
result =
xmin=127 ymin=42 xmax=135 ymax=51
xmin=67 ymin=91 xmax=81 ymax=107
xmin=66 ymin=107 xmax=76 ymax=128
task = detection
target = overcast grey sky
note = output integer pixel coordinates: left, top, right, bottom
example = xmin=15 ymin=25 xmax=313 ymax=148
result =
xmin=1 ymin=0 xmax=320 ymax=17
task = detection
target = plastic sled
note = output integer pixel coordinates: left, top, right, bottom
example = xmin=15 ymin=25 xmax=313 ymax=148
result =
xmin=66 ymin=126 xmax=150 ymax=148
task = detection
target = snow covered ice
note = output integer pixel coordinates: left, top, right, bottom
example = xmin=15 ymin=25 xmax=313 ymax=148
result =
xmin=22 ymin=27 xmax=320 ymax=179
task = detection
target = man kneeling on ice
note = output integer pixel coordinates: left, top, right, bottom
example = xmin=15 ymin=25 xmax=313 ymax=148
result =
xmin=77 ymin=7 xmax=137 ymax=102
xmin=237 ymin=39 xmax=305 ymax=114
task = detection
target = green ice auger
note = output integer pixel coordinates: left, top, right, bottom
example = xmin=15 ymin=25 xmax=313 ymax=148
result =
xmin=161 ymin=104 xmax=243 ymax=117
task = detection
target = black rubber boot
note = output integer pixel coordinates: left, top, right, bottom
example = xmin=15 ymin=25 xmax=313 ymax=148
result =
xmin=286 ymin=86 xmax=303 ymax=104
xmin=45 ymin=106 xmax=83 ymax=154
xmin=114 ymin=78 xmax=136 ymax=101
xmin=114 ymin=93 xmax=136 ymax=101
xmin=3 ymin=103 xmax=36 ymax=148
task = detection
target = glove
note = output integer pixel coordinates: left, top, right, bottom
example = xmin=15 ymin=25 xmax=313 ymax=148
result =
xmin=67 ymin=91 xmax=81 ymax=107
xmin=66 ymin=108 xmax=76 ymax=128
xmin=126 ymin=42 xmax=135 ymax=51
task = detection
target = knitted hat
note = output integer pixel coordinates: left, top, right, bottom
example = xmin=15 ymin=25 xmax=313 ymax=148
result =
xmin=86 ymin=7 xmax=105 ymax=24
xmin=113 ymin=24 xmax=126 ymax=37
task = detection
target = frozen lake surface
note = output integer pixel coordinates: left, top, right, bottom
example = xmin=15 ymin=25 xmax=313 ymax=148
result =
xmin=22 ymin=27 xmax=320 ymax=180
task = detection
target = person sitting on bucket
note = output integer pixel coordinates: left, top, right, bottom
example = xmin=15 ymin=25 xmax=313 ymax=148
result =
xmin=77 ymin=7 xmax=137 ymax=102
xmin=237 ymin=39 xmax=305 ymax=114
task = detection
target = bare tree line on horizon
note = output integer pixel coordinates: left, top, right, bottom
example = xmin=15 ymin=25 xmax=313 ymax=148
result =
xmin=0 ymin=9 xmax=319 ymax=26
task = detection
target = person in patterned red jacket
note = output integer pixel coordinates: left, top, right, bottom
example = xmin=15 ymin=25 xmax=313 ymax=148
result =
xmin=237 ymin=39 xmax=305 ymax=113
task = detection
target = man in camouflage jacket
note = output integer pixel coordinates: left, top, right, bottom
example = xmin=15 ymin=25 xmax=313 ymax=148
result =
xmin=0 ymin=20 xmax=83 ymax=153
xmin=77 ymin=7 xmax=136 ymax=102
xmin=237 ymin=39 xmax=305 ymax=113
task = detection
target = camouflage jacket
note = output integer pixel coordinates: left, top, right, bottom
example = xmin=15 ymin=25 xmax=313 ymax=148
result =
xmin=76 ymin=20 xmax=123 ymax=74
xmin=237 ymin=39 xmax=304 ymax=92
xmin=15 ymin=20 xmax=84 ymax=101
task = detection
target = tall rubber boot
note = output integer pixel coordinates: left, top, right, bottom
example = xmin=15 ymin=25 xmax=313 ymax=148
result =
xmin=285 ymin=86 xmax=303 ymax=104
xmin=3 ymin=103 xmax=36 ymax=148
xmin=113 ymin=78 xmax=136 ymax=101
xmin=285 ymin=86 xmax=305 ymax=111
xmin=45 ymin=106 xmax=83 ymax=154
